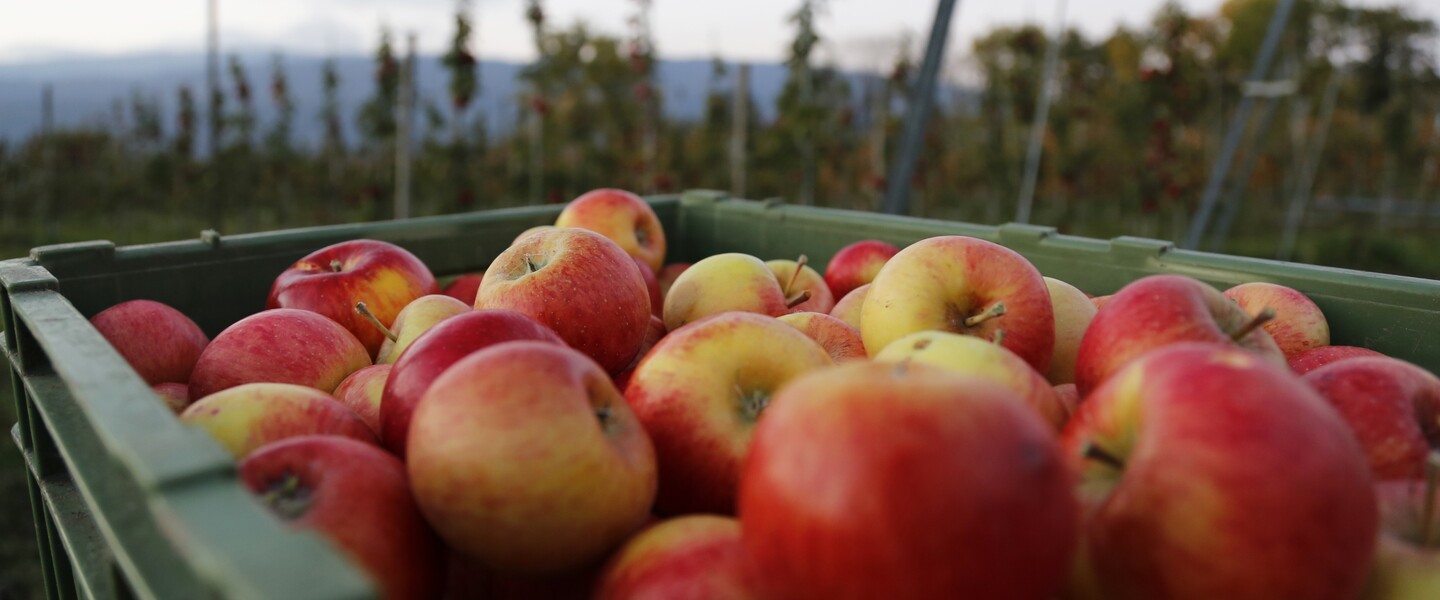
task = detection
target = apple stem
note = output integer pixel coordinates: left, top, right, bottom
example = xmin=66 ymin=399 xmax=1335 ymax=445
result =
xmin=784 ymin=255 xmax=809 ymax=296
xmin=963 ymin=302 xmax=1007 ymax=328
xmin=354 ymin=302 xmax=399 ymax=342
xmin=329 ymin=259 xmax=343 ymax=273
xmin=992 ymin=329 xmax=1006 ymax=346
xmin=1082 ymin=441 xmax=1125 ymax=470
xmin=1229 ymin=307 xmax=1277 ymax=342
xmin=1422 ymin=451 xmax=1439 ymax=547
xmin=262 ymin=473 xmax=311 ymax=520
xmin=595 ymin=405 xmax=612 ymax=429
xmin=785 ymin=290 xmax=812 ymax=309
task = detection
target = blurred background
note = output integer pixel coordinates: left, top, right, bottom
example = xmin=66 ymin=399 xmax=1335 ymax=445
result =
xmin=1 ymin=0 xmax=1438 ymax=596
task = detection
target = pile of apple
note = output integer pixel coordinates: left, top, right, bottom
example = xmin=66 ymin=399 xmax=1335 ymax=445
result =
xmin=87 ymin=188 xmax=1439 ymax=600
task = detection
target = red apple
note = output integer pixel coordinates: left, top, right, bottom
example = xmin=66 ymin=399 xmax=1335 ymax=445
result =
xmin=634 ymin=258 xmax=663 ymax=318
xmin=829 ymin=283 xmax=869 ymax=331
xmin=1074 ymin=274 xmax=1284 ymax=396
xmin=332 ymin=364 xmax=391 ymax=436
xmin=90 ymin=299 xmax=209 ymax=385
xmin=477 ymin=227 xmax=650 ymax=374
xmin=1290 ymin=345 xmax=1385 ymax=375
xmin=1224 ymin=282 xmax=1330 ymax=359
xmin=657 ymin=263 xmax=691 ymax=299
xmin=1062 ymin=343 xmax=1377 ymax=600
xmin=1304 ymin=357 xmax=1440 ymax=480
xmin=152 ymin=382 xmax=190 ymax=413
xmin=594 ymin=515 xmax=751 ymax=600
xmin=408 ymin=342 xmax=656 ymax=574
xmin=625 ymin=312 xmax=833 ymax=515
xmin=441 ymin=274 xmax=485 ymax=306
xmin=777 ymin=312 xmax=866 ymax=362
xmin=823 ymin=239 xmax=898 ymax=300
xmin=268 ymin=239 xmax=438 ymax=358
xmin=188 ymin=308 xmax=371 ymax=401
xmin=740 ymin=361 xmax=1077 ymax=599
xmin=379 ymin=309 xmax=564 ymax=457
xmin=554 ymin=188 xmax=667 ymax=272
xmin=613 ymin=316 xmax=667 ymax=393
xmin=861 ymin=235 xmax=1055 ymax=373
xmin=240 ymin=436 xmax=444 ymax=600
xmin=181 ymin=382 xmax=377 ymax=458
xmin=1362 ymin=466 xmax=1440 ymax=599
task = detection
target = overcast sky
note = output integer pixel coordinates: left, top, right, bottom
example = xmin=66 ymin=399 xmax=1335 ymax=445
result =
xmin=2 ymin=0 xmax=1434 ymax=70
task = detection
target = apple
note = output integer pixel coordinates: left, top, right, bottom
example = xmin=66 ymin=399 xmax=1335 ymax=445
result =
xmin=873 ymin=330 xmax=1069 ymax=430
xmin=829 ymin=283 xmax=869 ymax=331
xmin=181 ymin=382 xmax=377 ymax=457
xmin=152 ymin=382 xmax=190 ymax=413
xmin=740 ymin=361 xmax=1077 ymax=599
xmin=777 ymin=312 xmax=866 ymax=362
xmin=766 ymin=256 xmax=835 ymax=314
xmin=554 ymin=188 xmax=667 ymax=272
xmin=1361 ymin=462 xmax=1440 ymax=600
xmin=514 ymin=225 xmax=556 ymax=245
xmin=373 ymin=294 xmax=471 ymax=364
xmin=1074 ymin=275 xmax=1284 ymax=396
xmin=661 ymin=253 xmax=792 ymax=332
xmin=1054 ymin=383 xmax=1080 ymax=417
xmin=444 ymin=550 xmax=599 ymax=600
xmin=1290 ymin=345 xmax=1386 ymax=375
xmin=477 ymin=227 xmax=650 ymax=374
xmin=823 ymin=239 xmax=899 ymax=300
xmin=634 ymin=258 xmax=663 ymax=318
xmin=332 ymin=364 xmax=391 ymax=436
xmin=1045 ymin=276 xmax=1097 ymax=385
xmin=1090 ymin=294 xmax=1113 ymax=310
xmin=90 ymin=299 xmax=209 ymax=385
xmin=379 ymin=309 xmax=564 ymax=457
xmin=657 ymin=263 xmax=691 ymax=299
xmin=188 ymin=308 xmax=371 ymax=401
xmin=1061 ymin=343 xmax=1377 ymax=600
xmin=625 ymin=311 xmax=833 ymax=515
xmin=239 ymin=436 xmax=443 ymax=600
xmin=1303 ymin=356 xmax=1440 ymax=480
xmin=441 ymin=274 xmax=485 ymax=306
xmin=861 ymin=235 xmax=1055 ymax=373
xmin=408 ymin=341 xmax=656 ymax=574
xmin=594 ymin=515 xmax=751 ymax=600
xmin=1224 ymin=282 xmax=1330 ymax=359
xmin=267 ymin=239 xmax=438 ymax=358
xmin=612 ymin=316 xmax=667 ymax=393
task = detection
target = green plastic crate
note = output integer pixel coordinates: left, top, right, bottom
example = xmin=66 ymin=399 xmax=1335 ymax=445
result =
xmin=2 ymin=190 xmax=1437 ymax=599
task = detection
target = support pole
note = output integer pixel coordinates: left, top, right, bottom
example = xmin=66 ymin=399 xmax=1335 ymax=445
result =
xmin=1277 ymin=60 xmax=1345 ymax=261
xmin=1015 ymin=0 xmax=1067 ymax=224
xmin=730 ymin=63 xmax=750 ymax=198
xmin=1182 ymin=0 xmax=1295 ymax=249
xmin=881 ymin=0 xmax=959 ymax=215
xmin=395 ymin=33 xmax=416 ymax=219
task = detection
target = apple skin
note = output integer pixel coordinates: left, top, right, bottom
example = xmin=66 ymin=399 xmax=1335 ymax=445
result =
xmin=407 ymin=341 xmax=656 ymax=574
xmin=332 ymin=364 xmax=391 ymax=436
xmin=594 ymin=515 xmax=751 ymax=600
xmin=662 ymin=253 xmax=789 ymax=332
xmin=1074 ymin=275 xmax=1284 ymax=396
xmin=1045 ymin=276 xmax=1098 ymax=385
xmin=1224 ymin=282 xmax=1330 ymax=359
xmin=554 ymin=188 xmax=667 ymax=272
xmin=777 ymin=312 xmax=866 ymax=362
xmin=152 ymin=382 xmax=191 ymax=413
xmin=239 ymin=436 xmax=444 ymax=600
xmin=1360 ymin=478 xmax=1440 ymax=600
xmin=441 ymin=274 xmax=485 ymax=306
xmin=634 ymin=258 xmax=664 ymax=318
xmin=1054 ymin=383 xmax=1080 ymax=417
xmin=477 ymin=227 xmax=651 ymax=375
xmin=181 ymin=382 xmax=378 ymax=458
xmin=765 ymin=258 xmax=835 ymax=314
xmin=657 ymin=263 xmax=691 ymax=299
xmin=624 ymin=311 xmax=833 ymax=515
xmin=188 ymin=308 xmax=372 ymax=401
xmin=376 ymin=294 xmax=472 ymax=364
xmin=1090 ymin=295 xmax=1113 ymax=311
xmin=861 ymin=235 xmax=1055 ymax=373
xmin=829 ymin=283 xmax=869 ymax=331
xmin=90 ymin=299 xmax=209 ymax=385
xmin=873 ymin=330 xmax=1069 ymax=430
xmin=443 ymin=550 xmax=600 ymax=600
xmin=1303 ymin=357 xmax=1440 ymax=480
xmin=379 ymin=309 xmax=564 ymax=457
xmin=740 ymin=361 xmax=1077 ymax=599
xmin=1061 ymin=343 xmax=1377 ymax=600
xmin=514 ymin=225 xmax=557 ymax=245
xmin=1290 ymin=345 xmax=1385 ymax=375
xmin=267 ymin=239 xmax=438 ymax=359
xmin=613 ymin=316 xmax=667 ymax=393
xmin=823 ymin=239 xmax=899 ymax=300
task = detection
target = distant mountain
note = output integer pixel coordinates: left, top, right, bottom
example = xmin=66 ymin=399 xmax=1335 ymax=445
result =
xmin=0 ymin=51 xmax=976 ymax=148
